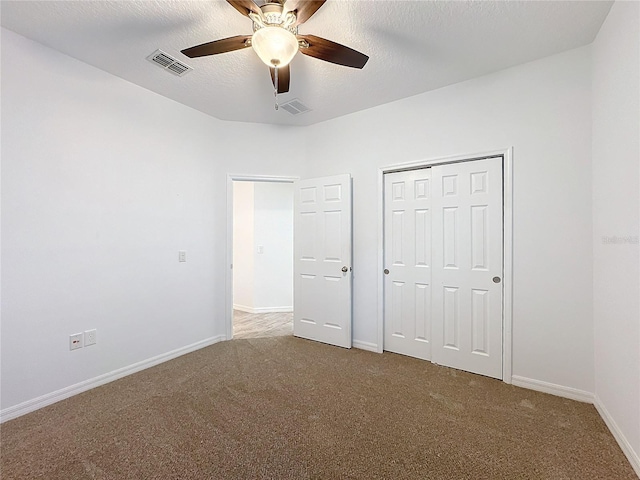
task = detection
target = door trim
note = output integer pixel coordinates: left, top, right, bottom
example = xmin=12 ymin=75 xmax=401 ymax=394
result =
xmin=225 ymin=174 xmax=298 ymax=341
xmin=376 ymin=148 xmax=514 ymax=383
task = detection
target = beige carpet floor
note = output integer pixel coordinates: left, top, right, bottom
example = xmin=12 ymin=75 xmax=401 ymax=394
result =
xmin=1 ymin=336 xmax=636 ymax=479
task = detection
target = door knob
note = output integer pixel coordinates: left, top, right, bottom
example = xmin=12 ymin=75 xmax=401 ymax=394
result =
xmin=384 ymin=269 xmax=389 ymax=275
xmin=342 ymin=266 xmax=349 ymax=273
xmin=493 ymin=276 xmax=501 ymax=283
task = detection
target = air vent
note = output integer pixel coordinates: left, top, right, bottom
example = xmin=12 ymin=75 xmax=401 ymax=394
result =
xmin=147 ymin=49 xmax=192 ymax=77
xmin=167 ymin=61 xmax=191 ymax=75
xmin=280 ymin=99 xmax=312 ymax=115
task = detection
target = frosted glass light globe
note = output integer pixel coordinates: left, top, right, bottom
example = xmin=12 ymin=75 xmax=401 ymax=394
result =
xmin=252 ymin=26 xmax=299 ymax=68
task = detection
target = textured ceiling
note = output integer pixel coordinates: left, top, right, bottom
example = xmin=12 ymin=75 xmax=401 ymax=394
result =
xmin=1 ymin=0 xmax=613 ymax=126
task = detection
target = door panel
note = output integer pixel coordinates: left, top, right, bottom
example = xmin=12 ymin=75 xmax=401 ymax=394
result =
xmin=432 ymin=157 xmax=503 ymax=379
xmin=294 ymin=174 xmax=352 ymax=348
xmin=383 ymin=157 xmax=503 ymax=379
xmin=383 ymin=169 xmax=432 ymax=360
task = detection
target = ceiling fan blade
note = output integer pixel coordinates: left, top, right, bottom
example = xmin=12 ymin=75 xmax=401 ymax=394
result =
xmin=270 ymin=65 xmax=291 ymax=94
xmin=181 ymin=35 xmax=251 ymax=58
xmin=226 ymin=0 xmax=261 ymax=17
xmin=287 ymin=0 xmax=326 ymax=25
xmin=298 ymin=35 xmax=369 ymax=69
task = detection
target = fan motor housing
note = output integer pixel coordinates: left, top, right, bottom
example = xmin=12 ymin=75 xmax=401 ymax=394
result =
xmin=253 ymin=2 xmax=298 ymax=34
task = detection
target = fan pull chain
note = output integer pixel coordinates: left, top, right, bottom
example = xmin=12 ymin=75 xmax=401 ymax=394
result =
xmin=274 ymin=67 xmax=279 ymax=111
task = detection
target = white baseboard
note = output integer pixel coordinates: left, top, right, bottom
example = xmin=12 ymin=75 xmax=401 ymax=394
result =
xmin=593 ymin=395 xmax=640 ymax=478
xmin=233 ymin=304 xmax=293 ymax=314
xmin=353 ymin=340 xmax=379 ymax=353
xmin=0 ymin=335 xmax=226 ymax=423
xmin=252 ymin=306 xmax=293 ymax=313
xmin=511 ymin=375 xmax=594 ymax=403
xmin=508 ymin=376 xmax=639 ymax=476
xmin=233 ymin=304 xmax=254 ymax=313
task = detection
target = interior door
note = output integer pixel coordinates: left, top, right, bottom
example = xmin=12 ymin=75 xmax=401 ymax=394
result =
xmin=383 ymin=169 xmax=432 ymax=360
xmin=293 ymin=174 xmax=352 ymax=348
xmin=431 ymin=157 xmax=503 ymax=379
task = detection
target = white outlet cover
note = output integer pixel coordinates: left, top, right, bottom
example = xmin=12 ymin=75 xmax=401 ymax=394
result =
xmin=84 ymin=329 xmax=97 ymax=346
xmin=69 ymin=333 xmax=83 ymax=350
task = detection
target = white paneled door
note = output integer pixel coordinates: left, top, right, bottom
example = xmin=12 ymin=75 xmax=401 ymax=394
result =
xmin=383 ymin=169 xmax=433 ymax=360
xmin=384 ymin=157 xmax=503 ymax=379
xmin=431 ymin=158 xmax=503 ymax=378
xmin=294 ymin=174 xmax=352 ymax=348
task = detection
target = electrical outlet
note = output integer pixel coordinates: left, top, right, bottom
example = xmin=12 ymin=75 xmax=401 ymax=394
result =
xmin=84 ymin=329 xmax=97 ymax=346
xmin=69 ymin=333 xmax=83 ymax=351
xmin=178 ymin=250 xmax=186 ymax=262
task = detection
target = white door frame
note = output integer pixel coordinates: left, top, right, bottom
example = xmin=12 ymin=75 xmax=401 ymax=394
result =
xmin=225 ymin=174 xmax=299 ymax=341
xmin=377 ymin=148 xmax=514 ymax=383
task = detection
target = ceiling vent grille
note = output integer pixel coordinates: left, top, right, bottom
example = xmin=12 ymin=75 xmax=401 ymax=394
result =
xmin=147 ymin=49 xmax=192 ymax=77
xmin=280 ymin=99 xmax=312 ymax=115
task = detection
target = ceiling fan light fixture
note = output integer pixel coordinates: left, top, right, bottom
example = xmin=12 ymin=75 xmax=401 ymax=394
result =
xmin=251 ymin=26 xmax=299 ymax=68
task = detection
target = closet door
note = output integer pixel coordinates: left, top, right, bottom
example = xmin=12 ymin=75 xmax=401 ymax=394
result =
xmin=431 ymin=157 xmax=503 ymax=379
xmin=383 ymin=169 xmax=432 ymax=360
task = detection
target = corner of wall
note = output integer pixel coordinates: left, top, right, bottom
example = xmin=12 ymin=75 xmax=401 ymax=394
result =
xmin=591 ymin=0 xmax=640 ymax=472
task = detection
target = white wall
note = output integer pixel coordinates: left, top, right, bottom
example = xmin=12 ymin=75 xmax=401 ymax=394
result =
xmin=303 ymin=46 xmax=595 ymax=394
xmin=232 ymin=181 xmax=293 ymax=313
xmin=232 ymin=182 xmax=255 ymax=311
xmin=253 ymin=182 xmax=294 ymax=311
xmin=592 ymin=0 xmax=640 ymax=471
xmin=0 ymin=28 xmax=304 ymax=413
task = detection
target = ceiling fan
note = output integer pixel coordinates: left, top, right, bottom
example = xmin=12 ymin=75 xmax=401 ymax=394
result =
xmin=181 ymin=0 xmax=369 ymax=98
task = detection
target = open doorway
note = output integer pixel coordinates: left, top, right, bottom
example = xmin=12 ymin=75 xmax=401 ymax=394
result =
xmin=231 ymin=179 xmax=295 ymax=339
